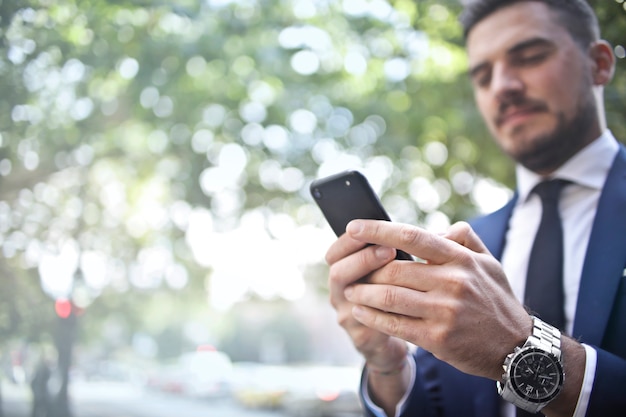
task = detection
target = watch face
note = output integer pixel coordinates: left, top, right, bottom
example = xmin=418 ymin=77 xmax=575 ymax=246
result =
xmin=510 ymin=347 xmax=564 ymax=404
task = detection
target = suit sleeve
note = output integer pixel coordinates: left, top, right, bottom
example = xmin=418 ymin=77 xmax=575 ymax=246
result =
xmin=586 ymin=348 xmax=626 ymax=415
xmin=360 ymin=351 xmax=436 ymax=417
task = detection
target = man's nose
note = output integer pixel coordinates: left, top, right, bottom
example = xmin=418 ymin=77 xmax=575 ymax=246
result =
xmin=491 ymin=64 xmax=524 ymax=99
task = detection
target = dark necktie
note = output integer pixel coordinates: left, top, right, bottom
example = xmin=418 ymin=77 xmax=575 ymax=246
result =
xmin=524 ymin=179 xmax=568 ymax=331
xmin=517 ymin=179 xmax=568 ymax=417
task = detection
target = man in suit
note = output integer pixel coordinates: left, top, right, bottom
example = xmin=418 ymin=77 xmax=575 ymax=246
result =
xmin=325 ymin=0 xmax=625 ymax=416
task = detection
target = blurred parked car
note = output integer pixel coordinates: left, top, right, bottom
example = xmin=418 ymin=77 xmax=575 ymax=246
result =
xmin=281 ymin=365 xmax=363 ymax=417
xmin=146 ymin=345 xmax=233 ymax=398
xmin=179 ymin=346 xmax=233 ymax=397
xmin=230 ymin=363 xmax=295 ymax=409
xmin=145 ymin=364 xmax=187 ymax=394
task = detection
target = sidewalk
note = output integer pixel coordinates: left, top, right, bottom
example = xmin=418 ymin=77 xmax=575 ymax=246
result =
xmin=1 ymin=381 xmax=31 ymax=417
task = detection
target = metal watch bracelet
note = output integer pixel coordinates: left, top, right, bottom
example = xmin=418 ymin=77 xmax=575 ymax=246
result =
xmin=497 ymin=317 xmax=564 ymax=413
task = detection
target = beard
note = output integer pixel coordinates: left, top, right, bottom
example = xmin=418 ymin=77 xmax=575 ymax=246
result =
xmin=503 ymin=92 xmax=598 ymax=174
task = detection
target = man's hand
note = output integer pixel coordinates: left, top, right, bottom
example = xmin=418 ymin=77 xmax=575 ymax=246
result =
xmin=341 ymin=219 xmax=532 ymax=381
xmin=326 ymin=230 xmax=409 ymax=373
xmin=326 ymin=228 xmax=413 ymax=417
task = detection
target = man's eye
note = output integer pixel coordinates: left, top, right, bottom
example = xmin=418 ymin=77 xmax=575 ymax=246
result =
xmin=514 ymin=51 xmax=549 ymax=66
xmin=474 ymin=72 xmax=491 ymax=88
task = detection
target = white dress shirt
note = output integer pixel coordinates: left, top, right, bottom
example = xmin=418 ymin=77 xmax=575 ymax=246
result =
xmin=362 ymin=130 xmax=620 ymax=417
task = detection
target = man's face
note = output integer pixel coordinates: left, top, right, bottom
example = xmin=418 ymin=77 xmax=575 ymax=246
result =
xmin=467 ymin=2 xmax=599 ymax=174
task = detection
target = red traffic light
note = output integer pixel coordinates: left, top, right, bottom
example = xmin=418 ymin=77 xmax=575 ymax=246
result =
xmin=54 ymin=299 xmax=72 ymax=319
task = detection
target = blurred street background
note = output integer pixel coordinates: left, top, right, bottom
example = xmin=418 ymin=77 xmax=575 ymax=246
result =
xmin=3 ymin=377 xmax=288 ymax=417
xmin=2 ymin=360 xmax=362 ymax=417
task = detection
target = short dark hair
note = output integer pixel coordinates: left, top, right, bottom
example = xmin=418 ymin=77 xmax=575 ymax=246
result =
xmin=460 ymin=0 xmax=600 ymax=48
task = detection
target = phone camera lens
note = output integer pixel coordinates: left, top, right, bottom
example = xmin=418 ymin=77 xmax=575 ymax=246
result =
xmin=313 ymin=188 xmax=322 ymax=199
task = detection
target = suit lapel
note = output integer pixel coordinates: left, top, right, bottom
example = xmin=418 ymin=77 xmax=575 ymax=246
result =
xmin=470 ymin=195 xmax=517 ymax=260
xmin=573 ymin=146 xmax=626 ymax=344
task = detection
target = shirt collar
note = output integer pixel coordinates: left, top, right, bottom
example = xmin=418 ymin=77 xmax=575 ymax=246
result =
xmin=516 ymin=130 xmax=620 ymax=203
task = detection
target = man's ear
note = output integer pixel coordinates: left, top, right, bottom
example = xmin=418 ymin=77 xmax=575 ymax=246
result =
xmin=589 ymin=40 xmax=615 ymax=86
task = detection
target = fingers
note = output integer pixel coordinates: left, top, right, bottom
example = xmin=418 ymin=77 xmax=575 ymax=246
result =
xmin=327 ymin=240 xmax=397 ymax=323
xmin=350 ymin=304 xmax=421 ymax=345
xmin=345 ymin=220 xmax=451 ymax=265
xmin=344 ymin=317 xmax=397 ymax=355
xmin=345 ymin=283 xmax=433 ymax=318
xmin=328 ymin=245 xmax=396 ymax=318
xmin=327 ymin=243 xmax=397 ymax=289
xmin=441 ymin=221 xmax=491 ymax=255
xmin=346 ymin=220 xmax=489 ymax=264
xmin=325 ymin=232 xmax=367 ymax=266
xmin=326 ymin=242 xmax=404 ymax=358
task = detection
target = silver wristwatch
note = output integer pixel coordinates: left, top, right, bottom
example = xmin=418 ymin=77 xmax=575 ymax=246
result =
xmin=497 ymin=316 xmax=565 ymax=413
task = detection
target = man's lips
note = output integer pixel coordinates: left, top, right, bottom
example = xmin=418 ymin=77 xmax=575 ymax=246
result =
xmin=495 ymin=104 xmax=547 ymax=128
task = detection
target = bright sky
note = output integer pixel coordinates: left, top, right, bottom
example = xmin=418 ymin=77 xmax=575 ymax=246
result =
xmin=185 ymin=206 xmax=331 ymax=311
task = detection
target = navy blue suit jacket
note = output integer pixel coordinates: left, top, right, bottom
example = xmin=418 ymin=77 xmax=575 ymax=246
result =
xmin=364 ymin=145 xmax=626 ymax=417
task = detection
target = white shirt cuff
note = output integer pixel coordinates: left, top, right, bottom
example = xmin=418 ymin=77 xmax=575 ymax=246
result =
xmin=361 ymin=354 xmax=416 ymax=417
xmin=572 ymin=344 xmax=596 ymax=417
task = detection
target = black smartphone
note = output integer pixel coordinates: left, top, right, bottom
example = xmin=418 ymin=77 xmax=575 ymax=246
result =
xmin=310 ymin=170 xmax=412 ymax=260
